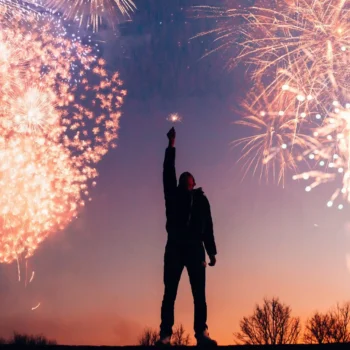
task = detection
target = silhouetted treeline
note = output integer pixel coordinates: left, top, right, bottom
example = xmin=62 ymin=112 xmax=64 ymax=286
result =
xmin=0 ymin=332 xmax=57 ymax=346
xmin=3 ymin=299 xmax=350 ymax=347
xmin=234 ymin=298 xmax=350 ymax=345
xmin=139 ymin=298 xmax=350 ymax=346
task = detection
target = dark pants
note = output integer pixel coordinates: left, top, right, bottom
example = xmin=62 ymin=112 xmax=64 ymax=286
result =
xmin=160 ymin=241 xmax=208 ymax=337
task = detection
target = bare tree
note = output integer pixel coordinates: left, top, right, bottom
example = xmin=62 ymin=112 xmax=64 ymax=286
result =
xmin=304 ymin=302 xmax=350 ymax=344
xmin=171 ymin=324 xmax=191 ymax=346
xmin=234 ymin=297 xmax=301 ymax=345
xmin=329 ymin=302 xmax=350 ymax=342
xmin=137 ymin=327 xmax=159 ymax=346
xmin=303 ymin=312 xmax=335 ymax=344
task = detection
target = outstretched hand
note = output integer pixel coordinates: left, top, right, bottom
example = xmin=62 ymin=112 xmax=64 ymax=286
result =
xmin=167 ymin=127 xmax=176 ymax=140
xmin=208 ymin=255 xmax=216 ymax=267
xmin=167 ymin=127 xmax=176 ymax=146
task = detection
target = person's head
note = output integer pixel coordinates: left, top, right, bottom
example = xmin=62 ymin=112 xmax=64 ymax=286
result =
xmin=178 ymin=172 xmax=196 ymax=191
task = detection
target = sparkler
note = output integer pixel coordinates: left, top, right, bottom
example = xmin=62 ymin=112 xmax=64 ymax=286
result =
xmin=0 ymin=13 xmax=126 ymax=264
xmin=167 ymin=113 xmax=182 ymax=124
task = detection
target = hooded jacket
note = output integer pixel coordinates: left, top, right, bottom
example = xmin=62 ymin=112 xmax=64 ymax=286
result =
xmin=163 ymin=146 xmax=217 ymax=256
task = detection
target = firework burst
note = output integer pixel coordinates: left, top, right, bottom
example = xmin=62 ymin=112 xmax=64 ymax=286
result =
xmin=0 ymin=0 xmax=40 ymax=23
xmin=0 ymin=13 xmax=126 ymax=264
xmin=196 ymin=0 xmax=350 ymax=207
xmin=194 ymin=0 xmax=350 ymax=91
xmin=231 ymin=85 xmax=319 ymax=185
xmin=38 ymin=0 xmax=136 ymax=31
xmin=293 ymin=102 xmax=350 ymax=208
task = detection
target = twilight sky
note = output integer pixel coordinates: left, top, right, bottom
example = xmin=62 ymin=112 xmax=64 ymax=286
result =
xmin=1 ymin=0 xmax=350 ymax=346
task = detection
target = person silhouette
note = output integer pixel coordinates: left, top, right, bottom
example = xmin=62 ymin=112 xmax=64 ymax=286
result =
xmin=155 ymin=127 xmax=218 ymax=347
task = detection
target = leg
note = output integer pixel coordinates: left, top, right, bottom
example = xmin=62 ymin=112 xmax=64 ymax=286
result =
xmin=160 ymin=247 xmax=184 ymax=338
xmin=186 ymin=254 xmax=208 ymax=337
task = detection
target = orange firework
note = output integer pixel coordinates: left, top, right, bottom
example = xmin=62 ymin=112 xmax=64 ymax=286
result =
xmin=0 ymin=0 xmax=40 ymax=23
xmin=231 ymin=85 xmax=319 ymax=185
xmin=38 ymin=0 xmax=136 ymax=31
xmin=194 ymin=0 xmax=350 ymax=93
xmin=0 ymin=13 xmax=126 ymax=264
xmin=293 ymin=102 xmax=350 ymax=209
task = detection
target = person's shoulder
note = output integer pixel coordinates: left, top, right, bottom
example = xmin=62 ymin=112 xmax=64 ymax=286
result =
xmin=194 ymin=187 xmax=204 ymax=194
xmin=194 ymin=187 xmax=207 ymax=200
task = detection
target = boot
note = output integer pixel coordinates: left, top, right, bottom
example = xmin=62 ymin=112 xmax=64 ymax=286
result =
xmin=155 ymin=335 xmax=171 ymax=346
xmin=195 ymin=329 xmax=217 ymax=346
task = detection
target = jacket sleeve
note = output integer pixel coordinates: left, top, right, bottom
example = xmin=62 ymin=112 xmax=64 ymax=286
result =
xmin=202 ymin=195 xmax=217 ymax=256
xmin=163 ymin=147 xmax=177 ymax=201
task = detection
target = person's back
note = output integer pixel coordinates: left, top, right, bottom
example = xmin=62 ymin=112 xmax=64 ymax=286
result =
xmin=156 ymin=127 xmax=218 ymax=347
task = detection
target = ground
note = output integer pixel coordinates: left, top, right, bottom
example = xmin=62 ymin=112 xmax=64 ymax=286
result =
xmin=2 ymin=345 xmax=350 ymax=349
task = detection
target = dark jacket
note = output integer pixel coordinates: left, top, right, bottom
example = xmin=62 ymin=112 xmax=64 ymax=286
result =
xmin=163 ymin=147 xmax=217 ymax=256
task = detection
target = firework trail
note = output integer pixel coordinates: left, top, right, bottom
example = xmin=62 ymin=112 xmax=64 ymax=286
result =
xmin=31 ymin=302 xmax=41 ymax=311
xmin=0 ymin=13 xmax=126 ymax=264
xmin=36 ymin=0 xmax=136 ymax=31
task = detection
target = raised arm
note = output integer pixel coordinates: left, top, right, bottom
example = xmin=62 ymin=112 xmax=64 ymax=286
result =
xmin=163 ymin=127 xmax=177 ymax=200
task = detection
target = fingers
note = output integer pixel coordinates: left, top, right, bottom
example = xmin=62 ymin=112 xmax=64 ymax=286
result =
xmin=167 ymin=128 xmax=176 ymax=138
xmin=208 ymin=257 xmax=216 ymax=267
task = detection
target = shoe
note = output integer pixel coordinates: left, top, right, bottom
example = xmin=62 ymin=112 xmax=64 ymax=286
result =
xmin=195 ymin=330 xmax=217 ymax=346
xmin=155 ymin=335 xmax=171 ymax=346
